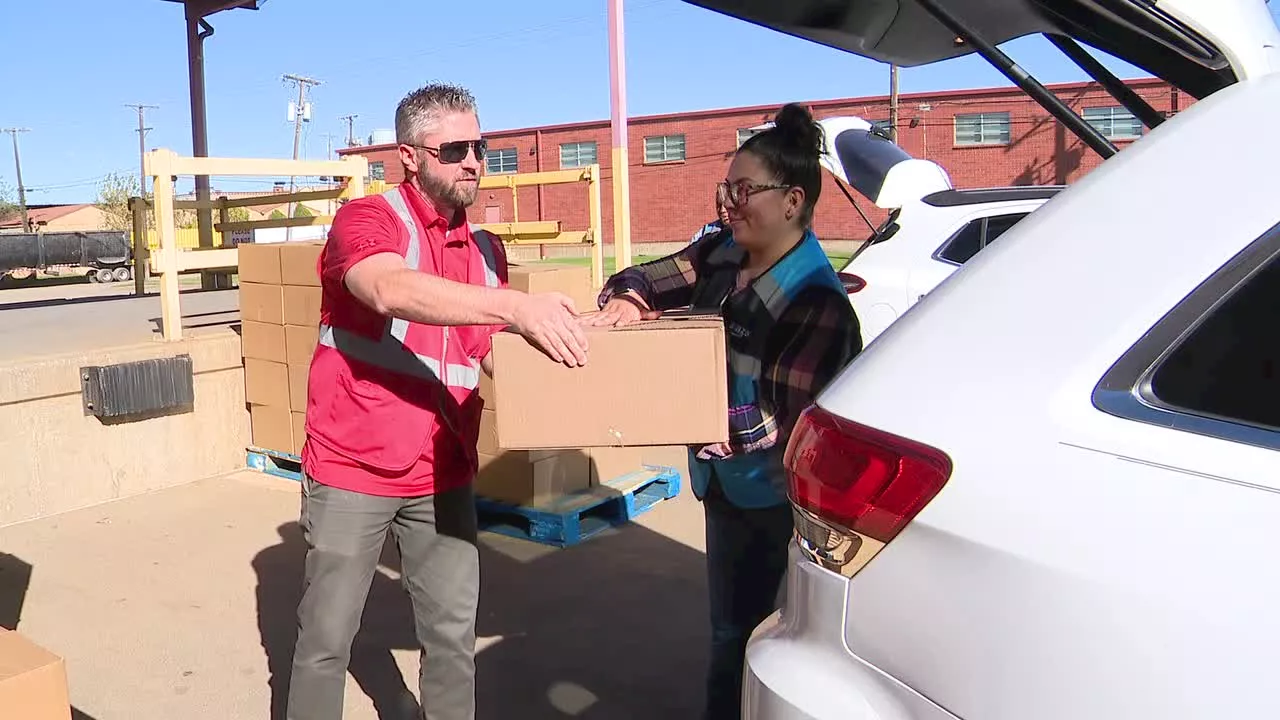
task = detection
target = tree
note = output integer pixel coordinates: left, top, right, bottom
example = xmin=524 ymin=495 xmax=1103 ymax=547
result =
xmin=0 ymin=181 xmax=17 ymax=224
xmin=269 ymin=209 xmax=286 ymax=220
xmin=96 ymin=172 xmax=142 ymax=232
xmin=228 ymin=206 xmax=251 ymax=223
xmin=293 ymin=204 xmax=314 ymax=218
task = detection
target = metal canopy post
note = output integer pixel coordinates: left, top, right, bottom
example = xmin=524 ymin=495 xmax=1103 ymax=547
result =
xmin=912 ymin=0 xmax=1118 ymax=160
xmin=163 ymin=0 xmax=264 ymax=288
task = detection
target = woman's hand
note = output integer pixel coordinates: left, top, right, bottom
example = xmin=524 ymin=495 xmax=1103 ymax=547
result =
xmin=695 ymin=442 xmax=734 ymax=461
xmin=584 ymin=293 xmax=662 ymax=328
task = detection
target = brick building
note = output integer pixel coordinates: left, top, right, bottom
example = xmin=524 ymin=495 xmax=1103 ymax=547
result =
xmin=339 ymin=77 xmax=1186 ymax=247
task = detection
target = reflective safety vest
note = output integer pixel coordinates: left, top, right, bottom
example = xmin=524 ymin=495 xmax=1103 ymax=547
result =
xmin=304 ymin=187 xmax=503 ymax=474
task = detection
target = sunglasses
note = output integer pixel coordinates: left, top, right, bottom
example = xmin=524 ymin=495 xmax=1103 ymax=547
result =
xmin=716 ymin=179 xmax=790 ymax=209
xmin=408 ymin=139 xmax=488 ymax=164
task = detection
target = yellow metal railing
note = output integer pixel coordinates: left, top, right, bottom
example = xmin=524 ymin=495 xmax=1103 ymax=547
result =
xmin=144 ymin=148 xmax=368 ymax=341
xmin=366 ymin=165 xmax=608 ymax=287
xmin=134 ymin=227 xmax=227 ymax=251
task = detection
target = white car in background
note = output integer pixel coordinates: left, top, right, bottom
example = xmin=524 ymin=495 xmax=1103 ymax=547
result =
xmin=816 ymin=116 xmax=1063 ymax=343
xmin=685 ymin=0 xmax=1280 ymax=719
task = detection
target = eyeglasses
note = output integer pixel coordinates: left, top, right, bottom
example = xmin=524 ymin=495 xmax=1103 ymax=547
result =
xmin=407 ymin=139 xmax=488 ymax=164
xmin=716 ymin=179 xmax=791 ymax=209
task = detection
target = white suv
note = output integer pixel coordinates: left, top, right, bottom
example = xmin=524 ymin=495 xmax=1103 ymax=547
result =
xmin=816 ymin=116 xmax=1062 ymax=343
xmin=684 ymin=0 xmax=1280 ymax=718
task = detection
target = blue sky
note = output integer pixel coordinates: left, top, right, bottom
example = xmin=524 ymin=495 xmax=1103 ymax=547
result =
xmin=1 ymin=0 xmax=1275 ymax=203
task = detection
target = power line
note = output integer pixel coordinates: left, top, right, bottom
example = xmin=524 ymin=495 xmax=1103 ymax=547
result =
xmin=2 ymin=128 xmax=31 ymax=231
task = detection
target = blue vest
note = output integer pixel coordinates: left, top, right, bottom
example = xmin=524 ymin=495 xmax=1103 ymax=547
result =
xmin=686 ymin=229 xmax=849 ymax=509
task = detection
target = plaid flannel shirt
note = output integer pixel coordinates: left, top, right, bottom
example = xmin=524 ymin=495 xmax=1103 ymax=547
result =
xmin=599 ymin=228 xmax=861 ymax=458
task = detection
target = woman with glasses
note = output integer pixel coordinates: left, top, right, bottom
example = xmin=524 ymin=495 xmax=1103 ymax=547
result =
xmin=590 ymin=103 xmax=863 ymax=720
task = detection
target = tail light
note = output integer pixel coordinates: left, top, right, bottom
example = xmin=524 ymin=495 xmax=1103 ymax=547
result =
xmin=784 ymin=406 xmax=951 ymax=578
xmin=837 ymin=272 xmax=866 ymax=294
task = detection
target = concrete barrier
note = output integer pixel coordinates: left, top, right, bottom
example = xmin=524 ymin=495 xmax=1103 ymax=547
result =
xmin=0 ymin=330 xmax=249 ymax=528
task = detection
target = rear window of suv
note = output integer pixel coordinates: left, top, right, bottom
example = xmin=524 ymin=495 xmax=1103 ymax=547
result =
xmin=1095 ymin=222 xmax=1280 ymax=446
xmin=1149 ymin=252 xmax=1280 ymax=430
xmin=937 ymin=213 xmax=1028 ymax=265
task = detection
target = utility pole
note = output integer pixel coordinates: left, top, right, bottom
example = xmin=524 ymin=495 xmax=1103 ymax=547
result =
xmin=339 ymin=114 xmax=359 ymax=147
xmin=3 ymin=128 xmax=30 ymax=232
xmin=282 ymin=73 xmax=321 ymax=240
xmin=888 ymin=64 xmax=900 ymax=142
xmin=126 ymin=104 xmax=159 ymax=196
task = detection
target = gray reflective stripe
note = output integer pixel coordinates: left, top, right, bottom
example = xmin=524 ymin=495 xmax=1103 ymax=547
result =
xmin=384 ymin=189 xmax=421 ymax=269
xmin=316 ymin=188 xmax=480 ymax=391
xmin=469 ymin=226 xmax=501 ymax=288
xmin=318 ymin=324 xmax=481 ymax=389
xmin=383 ymin=189 xmax=420 ymax=345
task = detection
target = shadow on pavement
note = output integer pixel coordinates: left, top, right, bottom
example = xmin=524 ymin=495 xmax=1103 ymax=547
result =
xmin=1 ymin=553 xmax=101 ymax=720
xmin=254 ymin=513 xmax=709 ymax=720
xmin=0 ymin=552 xmax=33 ymax=631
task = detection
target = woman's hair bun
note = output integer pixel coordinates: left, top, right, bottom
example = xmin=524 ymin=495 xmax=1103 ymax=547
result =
xmin=772 ymin=103 xmax=823 ymax=158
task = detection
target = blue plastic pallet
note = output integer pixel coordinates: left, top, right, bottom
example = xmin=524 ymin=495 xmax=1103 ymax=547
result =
xmin=247 ymin=446 xmax=304 ymax=481
xmin=246 ymin=448 xmax=683 ymax=548
xmin=475 ymin=465 xmax=683 ymax=548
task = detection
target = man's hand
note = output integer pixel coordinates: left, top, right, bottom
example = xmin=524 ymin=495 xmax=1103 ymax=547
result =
xmin=510 ymin=292 xmax=590 ymax=367
xmin=584 ymin=293 xmax=662 ymax=328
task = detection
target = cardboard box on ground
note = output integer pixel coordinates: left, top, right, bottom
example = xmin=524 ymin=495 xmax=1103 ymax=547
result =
xmin=0 ymin=628 xmax=72 ymax=720
xmin=238 ymin=252 xmax=700 ymax=506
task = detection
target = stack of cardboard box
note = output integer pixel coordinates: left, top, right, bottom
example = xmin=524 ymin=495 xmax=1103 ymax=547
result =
xmin=238 ymin=242 xmax=324 ymax=456
xmin=234 ymin=251 xmax=707 ymax=508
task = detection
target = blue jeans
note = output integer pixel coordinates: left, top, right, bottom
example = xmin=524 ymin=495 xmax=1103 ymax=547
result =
xmin=703 ymin=477 xmax=794 ymax=720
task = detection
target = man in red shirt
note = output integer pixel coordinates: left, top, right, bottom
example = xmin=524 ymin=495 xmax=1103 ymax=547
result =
xmin=286 ymin=83 xmax=589 ymax=720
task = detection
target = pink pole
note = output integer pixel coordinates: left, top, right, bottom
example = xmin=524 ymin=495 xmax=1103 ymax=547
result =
xmin=607 ymin=0 xmax=633 ymax=270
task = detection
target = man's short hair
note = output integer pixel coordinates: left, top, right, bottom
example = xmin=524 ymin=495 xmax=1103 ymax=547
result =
xmin=395 ymin=83 xmax=478 ymax=145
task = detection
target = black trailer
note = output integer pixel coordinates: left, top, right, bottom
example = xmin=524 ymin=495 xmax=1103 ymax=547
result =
xmin=0 ymin=230 xmax=135 ymax=283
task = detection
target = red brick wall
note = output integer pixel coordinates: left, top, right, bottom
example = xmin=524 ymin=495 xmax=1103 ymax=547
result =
xmin=342 ymin=79 xmax=1190 ymax=246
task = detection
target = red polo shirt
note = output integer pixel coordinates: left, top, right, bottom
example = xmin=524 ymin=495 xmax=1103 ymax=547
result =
xmin=301 ymin=184 xmax=508 ymax=497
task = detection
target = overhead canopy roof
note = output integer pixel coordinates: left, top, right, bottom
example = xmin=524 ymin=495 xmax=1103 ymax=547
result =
xmin=160 ymin=0 xmax=265 ymax=16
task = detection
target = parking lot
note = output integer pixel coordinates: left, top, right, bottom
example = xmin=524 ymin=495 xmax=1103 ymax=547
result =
xmin=1 ymin=468 xmax=707 ymax=720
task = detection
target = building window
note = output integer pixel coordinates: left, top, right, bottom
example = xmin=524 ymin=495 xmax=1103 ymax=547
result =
xmin=369 ymin=161 xmax=385 ymax=181
xmin=1083 ymin=106 xmax=1142 ymax=140
xmin=644 ymin=134 xmax=686 ymax=163
xmin=954 ymin=112 xmax=1012 ymax=146
xmin=559 ymin=141 xmax=598 ymax=169
xmin=486 ymin=147 xmax=518 ymax=175
xmin=736 ymin=127 xmax=765 ymax=148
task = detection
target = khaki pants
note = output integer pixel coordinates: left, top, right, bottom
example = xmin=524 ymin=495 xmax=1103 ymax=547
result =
xmin=287 ymin=475 xmax=480 ymax=720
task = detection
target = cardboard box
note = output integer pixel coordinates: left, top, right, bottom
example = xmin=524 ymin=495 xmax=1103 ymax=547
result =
xmin=286 ymin=325 xmax=319 ymax=365
xmin=237 ymin=243 xmax=282 ymax=285
xmin=588 ymin=446 xmax=647 ymax=483
xmin=241 ymin=321 xmax=287 ymax=363
xmin=475 ymin=450 xmax=592 ymax=507
xmin=244 ymin=359 xmax=290 ymax=408
xmin=292 ymin=411 xmax=308 ymax=456
xmin=250 ymin=404 xmax=295 ymax=454
xmin=508 ymin=263 xmax=596 ymax=313
xmin=288 ymin=363 xmax=310 ymax=411
xmin=240 ymin=282 xmax=285 ymax=325
xmin=0 ymin=628 xmax=71 ymax=720
xmin=479 ymin=372 xmax=495 ymax=409
xmin=283 ymin=286 xmax=322 ymax=327
xmin=279 ymin=242 xmax=323 ymax=286
xmin=491 ymin=315 xmax=728 ymax=449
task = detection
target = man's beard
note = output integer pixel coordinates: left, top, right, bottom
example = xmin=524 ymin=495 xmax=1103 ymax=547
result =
xmin=417 ymin=166 xmax=478 ymax=212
